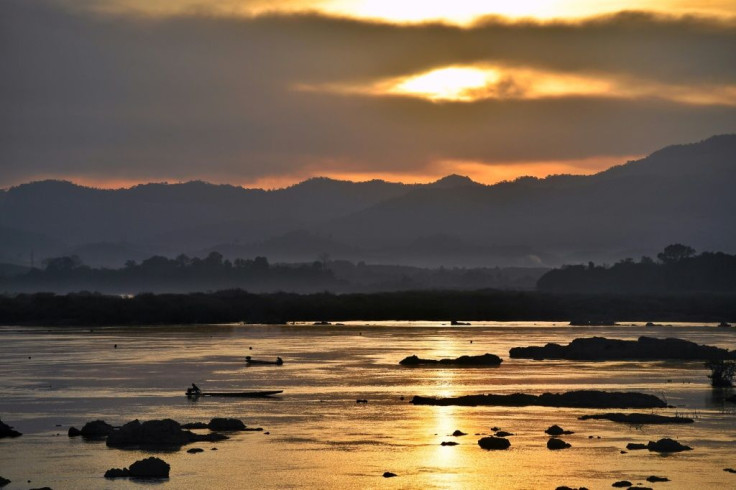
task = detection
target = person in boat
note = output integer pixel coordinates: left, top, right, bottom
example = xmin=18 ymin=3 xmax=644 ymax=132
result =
xmin=187 ymin=383 xmax=202 ymax=396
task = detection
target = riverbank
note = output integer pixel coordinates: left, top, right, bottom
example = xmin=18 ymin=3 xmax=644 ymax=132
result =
xmin=1 ymin=289 xmax=736 ymax=326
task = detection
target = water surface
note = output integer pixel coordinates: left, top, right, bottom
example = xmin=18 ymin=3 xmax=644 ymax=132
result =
xmin=1 ymin=322 xmax=735 ymax=489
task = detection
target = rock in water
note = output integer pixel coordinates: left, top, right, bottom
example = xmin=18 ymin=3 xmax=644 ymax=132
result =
xmin=452 ymin=430 xmax=467 ymax=436
xmin=399 ymin=353 xmax=502 ymax=366
xmin=208 ymin=418 xmax=246 ymax=431
xmin=477 ymin=436 xmax=511 ymax=450
xmin=509 ymin=336 xmax=736 ymax=361
xmin=105 ymin=419 xmax=225 ymax=447
xmin=547 ymin=438 xmax=571 ymax=450
xmin=646 ymin=438 xmax=692 ymax=453
xmin=104 ymin=468 xmax=130 ymax=478
xmin=0 ymin=419 xmax=22 ymax=438
xmin=625 ymin=443 xmax=648 ymax=450
xmin=67 ymin=427 xmax=81 ymax=437
xmin=128 ymin=457 xmax=170 ymax=478
xmin=382 ymin=472 xmax=397 ymax=478
xmin=578 ymin=413 xmax=693 ymax=425
xmin=0 ymin=476 xmax=10 ymax=487
xmin=546 ymin=425 xmax=574 ymax=436
xmin=612 ymin=481 xmax=632 ymax=487
xmin=410 ymin=390 xmax=666 ymax=408
xmin=646 ymin=476 xmax=670 ymax=482
xmin=79 ymin=420 xmax=114 ymax=439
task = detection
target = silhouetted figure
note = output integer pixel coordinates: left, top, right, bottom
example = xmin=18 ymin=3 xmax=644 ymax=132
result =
xmin=276 ymin=357 xmax=283 ymax=365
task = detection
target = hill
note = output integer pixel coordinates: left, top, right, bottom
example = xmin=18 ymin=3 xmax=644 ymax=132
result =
xmin=0 ymin=135 xmax=734 ymax=268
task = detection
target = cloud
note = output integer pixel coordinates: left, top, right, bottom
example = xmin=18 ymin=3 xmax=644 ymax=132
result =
xmin=1 ymin=1 xmax=735 ymax=187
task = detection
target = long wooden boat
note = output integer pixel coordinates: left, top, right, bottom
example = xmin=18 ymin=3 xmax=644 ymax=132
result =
xmin=186 ymin=390 xmax=283 ymax=398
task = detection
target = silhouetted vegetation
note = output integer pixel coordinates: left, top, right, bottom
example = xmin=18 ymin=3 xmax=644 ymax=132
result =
xmin=538 ymin=245 xmax=736 ymax=293
xmin=1 ymin=289 xmax=735 ymax=326
xmin=0 ymin=252 xmax=340 ymax=294
xmin=706 ymin=360 xmax=735 ymax=387
xmin=0 ymin=252 xmax=545 ymax=294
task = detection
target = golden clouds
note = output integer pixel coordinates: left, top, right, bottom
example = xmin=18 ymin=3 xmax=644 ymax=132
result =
xmin=299 ymin=64 xmax=736 ymax=106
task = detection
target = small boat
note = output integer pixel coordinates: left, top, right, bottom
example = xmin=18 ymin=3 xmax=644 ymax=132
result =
xmin=186 ymin=389 xmax=283 ymax=398
xmin=245 ymin=356 xmax=283 ymax=366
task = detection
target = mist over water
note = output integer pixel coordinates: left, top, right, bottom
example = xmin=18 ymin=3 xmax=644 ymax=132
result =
xmin=1 ymin=322 xmax=734 ymax=489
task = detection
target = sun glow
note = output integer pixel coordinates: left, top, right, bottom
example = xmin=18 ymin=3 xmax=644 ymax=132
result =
xmin=302 ymin=63 xmax=736 ymax=106
xmin=389 ymin=67 xmax=499 ymax=102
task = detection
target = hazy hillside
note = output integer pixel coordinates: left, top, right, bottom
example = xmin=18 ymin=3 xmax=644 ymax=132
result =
xmin=322 ymin=135 xmax=736 ymax=264
xmin=0 ymin=135 xmax=734 ymax=268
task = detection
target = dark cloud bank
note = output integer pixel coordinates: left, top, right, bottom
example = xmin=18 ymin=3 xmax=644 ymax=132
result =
xmin=1 ymin=0 xmax=735 ymax=185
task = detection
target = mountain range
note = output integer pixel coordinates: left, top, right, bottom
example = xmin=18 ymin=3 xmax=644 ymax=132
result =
xmin=1 ymin=135 xmax=734 ymax=269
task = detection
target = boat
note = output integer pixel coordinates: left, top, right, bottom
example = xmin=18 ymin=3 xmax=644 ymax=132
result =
xmin=245 ymin=356 xmax=283 ymax=365
xmin=186 ymin=389 xmax=283 ymax=398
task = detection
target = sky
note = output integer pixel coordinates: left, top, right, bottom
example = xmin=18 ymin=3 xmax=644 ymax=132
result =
xmin=2 ymin=0 xmax=735 ymax=189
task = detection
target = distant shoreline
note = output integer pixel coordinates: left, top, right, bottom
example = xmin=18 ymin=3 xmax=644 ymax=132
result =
xmin=1 ymin=290 xmax=735 ymax=326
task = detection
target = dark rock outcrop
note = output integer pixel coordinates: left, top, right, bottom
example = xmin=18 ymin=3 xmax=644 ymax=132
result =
xmin=646 ymin=476 xmax=670 ymax=482
xmin=579 ymin=413 xmax=693 ymax=424
xmin=0 ymin=476 xmax=10 ymax=487
xmin=68 ymin=427 xmax=81 ymax=437
xmin=546 ymin=425 xmax=574 ymax=436
xmin=79 ymin=420 xmax=114 ymax=439
xmin=400 ymin=353 xmax=502 ymax=367
xmin=612 ymin=481 xmax=632 ymax=488
xmin=441 ymin=441 xmax=458 ymax=446
xmin=646 ymin=438 xmax=692 ymax=453
xmin=382 ymin=472 xmax=397 ymax=478
xmin=181 ymin=422 xmax=208 ymax=429
xmin=208 ymin=418 xmax=246 ymax=431
xmin=724 ymin=468 xmax=736 ymax=473
xmin=547 ymin=438 xmax=571 ymax=450
xmin=494 ymin=431 xmax=514 ymax=437
xmin=187 ymin=448 xmax=204 ymax=454
xmin=128 ymin=457 xmax=170 ymax=478
xmin=0 ymin=419 xmax=22 ymax=438
xmin=452 ymin=430 xmax=467 ymax=436
xmin=106 ymin=419 xmax=227 ymax=448
xmin=104 ymin=468 xmax=130 ymax=478
xmin=411 ymin=390 xmax=666 ymax=408
xmin=478 ymin=436 xmax=511 ymax=450
xmin=626 ymin=443 xmax=648 ymax=450
xmin=510 ymin=336 xmax=736 ymax=361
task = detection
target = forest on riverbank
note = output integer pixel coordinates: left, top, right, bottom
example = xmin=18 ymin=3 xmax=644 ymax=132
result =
xmin=1 ymin=289 xmax=734 ymax=326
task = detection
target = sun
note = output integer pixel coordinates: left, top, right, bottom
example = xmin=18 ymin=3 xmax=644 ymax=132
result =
xmin=387 ymin=66 xmax=499 ymax=102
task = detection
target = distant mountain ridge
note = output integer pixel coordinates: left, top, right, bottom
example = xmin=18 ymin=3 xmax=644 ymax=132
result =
xmin=1 ymin=135 xmax=734 ymax=268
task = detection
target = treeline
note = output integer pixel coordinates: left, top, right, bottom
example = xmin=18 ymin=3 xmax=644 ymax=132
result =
xmin=538 ymin=244 xmax=736 ymax=293
xmin=0 ymin=252 xmax=546 ymax=294
xmin=0 ymin=289 xmax=734 ymax=326
xmin=1 ymin=252 xmax=340 ymax=294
